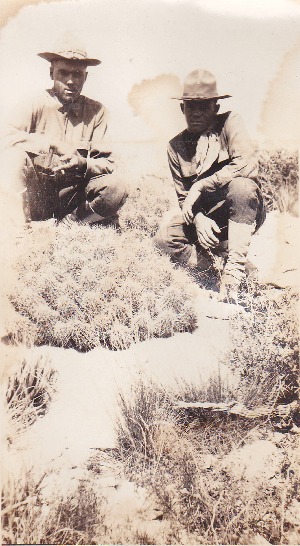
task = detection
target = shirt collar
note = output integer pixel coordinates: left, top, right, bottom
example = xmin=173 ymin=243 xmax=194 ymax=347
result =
xmin=49 ymin=89 xmax=82 ymax=117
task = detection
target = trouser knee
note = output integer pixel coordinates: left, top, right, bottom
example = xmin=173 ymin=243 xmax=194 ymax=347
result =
xmin=154 ymin=213 xmax=195 ymax=263
xmin=86 ymin=175 xmax=128 ymax=217
xmin=226 ymin=177 xmax=264 ymax=226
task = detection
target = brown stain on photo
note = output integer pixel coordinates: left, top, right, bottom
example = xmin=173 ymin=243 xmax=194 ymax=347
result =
xmin=0 ymin=0 xmax=61 ymax=27
xmin=128 ymin=73 xmax=183 ymax=140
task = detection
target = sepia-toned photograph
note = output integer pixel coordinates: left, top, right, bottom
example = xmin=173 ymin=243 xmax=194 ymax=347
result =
xmin=0 ymin=0 xmax=299 ymax=544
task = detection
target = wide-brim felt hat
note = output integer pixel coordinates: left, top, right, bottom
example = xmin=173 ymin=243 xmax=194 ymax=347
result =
xmin=38 ymin=33 xmax=101 ymax=66
xmin=173 ymin=69 xmax=231 ymax=100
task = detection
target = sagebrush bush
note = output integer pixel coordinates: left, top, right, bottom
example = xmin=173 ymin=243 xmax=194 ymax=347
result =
xmin=230 ymin=280 xmax=299 ymax=408
xmin=258 ymin=149 xmax=298 ymax=214
xmin=8 ymin=224 xmax=197 ymax=351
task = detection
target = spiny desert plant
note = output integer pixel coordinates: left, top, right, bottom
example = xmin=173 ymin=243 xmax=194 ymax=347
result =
xmin=8 ymin=225 xmax=197 ymax=351
xmin=116 ymin=379 xmax=175 ymax=461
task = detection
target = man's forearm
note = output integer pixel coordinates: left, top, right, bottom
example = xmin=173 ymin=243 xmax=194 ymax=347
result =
xmin=197 ymin=161 xmax=258 ymax=192
xmin=2 ymin=128 xmax=52 ymax=156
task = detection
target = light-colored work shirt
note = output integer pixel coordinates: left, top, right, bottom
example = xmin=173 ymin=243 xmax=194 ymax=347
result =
xmin=168 ymin=111 xmax=258 ymax=206
xmin=1 ymin=89 xmax=114 ymax=178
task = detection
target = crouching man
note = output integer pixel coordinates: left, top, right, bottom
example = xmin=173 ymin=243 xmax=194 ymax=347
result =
xmin=0 ymin=34 xmax=127 ymax=228
xmin=155 ymin=69 xmax=265 ymax=299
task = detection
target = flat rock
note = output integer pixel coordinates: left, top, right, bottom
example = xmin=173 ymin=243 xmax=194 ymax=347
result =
xmin=221 ymin=439 xmax=283 ymax=483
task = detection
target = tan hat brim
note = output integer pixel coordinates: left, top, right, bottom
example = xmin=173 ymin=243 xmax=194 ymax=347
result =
xmin=172 ymin=94 xmax=231 ymax=100
xmin=38 ymin=52 xmax=101 ymax=66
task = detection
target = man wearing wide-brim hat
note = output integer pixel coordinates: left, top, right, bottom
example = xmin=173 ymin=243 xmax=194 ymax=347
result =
xmin=154 ymin=69 xmax=266 ymax=300
xmin=1 ymin=34 xmax=127 ymax=226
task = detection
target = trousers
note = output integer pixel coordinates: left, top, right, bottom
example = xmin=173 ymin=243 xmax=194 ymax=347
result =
xmin=154 ymin=177 xmax=266 ymax=263
xmin=0 ymin=148 xmax=127 ymax=223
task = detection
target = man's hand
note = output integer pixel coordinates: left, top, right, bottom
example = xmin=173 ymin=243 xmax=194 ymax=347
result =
xmin=194 ymin=212 xmax=221 ymax=250
xmin=51 ymin=141 xmax=78 ymax=157
xmin=182 ymin=184 xmax=203 ymax=224
xmin=52 ymin=153 xmax=80 ymax=173
xmin=50 ymin=148 xmax=87 ymax=175
xmin=47 ymin=141 xmax=81 ymax=174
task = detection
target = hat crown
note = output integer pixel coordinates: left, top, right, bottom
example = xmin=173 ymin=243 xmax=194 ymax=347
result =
xmin=183 ymin=69 xmax=219 ymax=99
xmin=38 ymin=32 xmax=101 ymax=65
xmin=53 ymin=33 xmax=87 ymax=60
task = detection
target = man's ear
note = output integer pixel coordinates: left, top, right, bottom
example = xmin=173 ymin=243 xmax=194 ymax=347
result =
xmin=84 ymin=72 xmax=88 ymax=83
xmin=50 ymin=66 xmax=54 ymax=81
xmin=215 ymin=102 xmax=220 ymax=114
xmin=180 ymin=102 xmax=184 ymax=114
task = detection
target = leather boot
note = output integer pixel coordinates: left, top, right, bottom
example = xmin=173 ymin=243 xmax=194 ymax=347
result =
xmin=219 ymin=219 xmax=255 ymax=301
xmin=59 ymin=201 xmax=107 ymax=226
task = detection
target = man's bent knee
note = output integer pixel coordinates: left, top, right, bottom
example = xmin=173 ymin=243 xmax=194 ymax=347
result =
xmin=226 ymin=177 xmax=261 ymax=225
xmin=154 ymin=213 xmax=194 ymax=263
xmin=227 ymin=177 xmax=259 ymax=202
xmin=86 ymin=174 xmax=128 ymax=217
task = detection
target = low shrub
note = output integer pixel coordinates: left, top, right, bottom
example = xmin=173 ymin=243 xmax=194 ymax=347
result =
xmin=258 ymin=149 xmax=298 ymax=214
xmin=8 ymin=225 xmax=197 ymax=351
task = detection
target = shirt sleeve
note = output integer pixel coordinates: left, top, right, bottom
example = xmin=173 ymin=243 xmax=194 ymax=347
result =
xmin=85 ymin=105 xmax=115 ymax=177
xmin=167 ymin=142 xmax=193 ymax=207
xmin=0 ymin=95 xmax=52 ymax=155
xmin=199 ymin=112 xmax=258 ymax=192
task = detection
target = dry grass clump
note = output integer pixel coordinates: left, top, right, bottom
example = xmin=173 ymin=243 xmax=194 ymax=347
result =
xmin=2 ymin=465 xmax=105 ymax=545
xmin=1 ymin=348 xmax=57 ymax=443
xmin=2 ymin=465 xmax=48 ymax=545
xmin=258 ymin=149 xmax=298 ymax=215
xmin=8 ymin=225 xmax=197 ymax=351
xmin=117 ymin=379 xmax=175 ymax=461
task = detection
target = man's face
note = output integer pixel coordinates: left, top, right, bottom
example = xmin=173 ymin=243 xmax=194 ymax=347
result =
xmin=181 ymin=100 xmax=219 ymax=133
xmin=50 ymin=59 xmax=88 ymax=104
